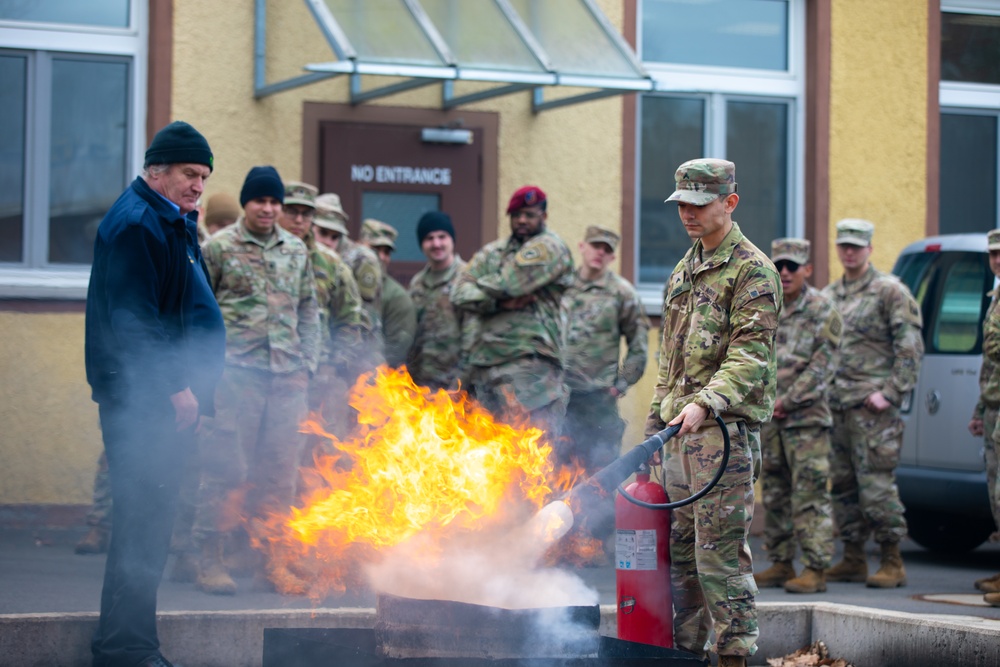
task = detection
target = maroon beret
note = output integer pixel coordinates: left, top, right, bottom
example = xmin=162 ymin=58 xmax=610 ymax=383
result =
xmin=506 ymin=185 xmax=547 ymax=214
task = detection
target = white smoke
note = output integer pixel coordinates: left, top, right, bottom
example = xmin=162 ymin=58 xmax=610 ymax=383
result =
xmin=365 ymin=503 xmax=598 ymax=610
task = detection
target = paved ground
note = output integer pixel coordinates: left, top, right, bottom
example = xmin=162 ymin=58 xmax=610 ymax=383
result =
xmin=2 ymin=528 xmax=999 ymax=621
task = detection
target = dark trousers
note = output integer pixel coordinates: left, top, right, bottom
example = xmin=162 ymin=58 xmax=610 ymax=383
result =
xmin=91 ymin=397 xmax=192 ymax=667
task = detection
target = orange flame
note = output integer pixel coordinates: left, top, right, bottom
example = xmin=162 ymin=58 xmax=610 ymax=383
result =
xmin=255 ymin=366 xmax=587 ymax=598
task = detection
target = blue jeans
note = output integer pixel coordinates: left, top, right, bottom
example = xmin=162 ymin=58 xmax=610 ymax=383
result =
xmin=91 ymin=396 xmax=193 ymax=667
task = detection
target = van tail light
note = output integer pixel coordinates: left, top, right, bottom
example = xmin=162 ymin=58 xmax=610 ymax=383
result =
xmin=924 ymin=243 xmax=942 ymax=252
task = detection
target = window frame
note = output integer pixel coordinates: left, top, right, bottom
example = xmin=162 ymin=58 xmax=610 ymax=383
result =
xmin=0 ymin=0 xmax=147 ymax=298
xmin=940 ymin=1 xmax=1000 ymax=237
xmin=938 ymin=107 xmax=1000 ymax=235
xmin=633 ymin=0 xmax=805 ymax=309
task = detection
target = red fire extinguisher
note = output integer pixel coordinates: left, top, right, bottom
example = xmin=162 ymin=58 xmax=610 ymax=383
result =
xmin=613 ymin=415 xmax=731 ymax=650
xmin=615 ymin=469 xmax=672 ymax=648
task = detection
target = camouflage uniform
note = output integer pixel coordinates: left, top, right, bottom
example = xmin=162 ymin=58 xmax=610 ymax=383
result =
xmin=823 ymin=263 xmax=923 ymax=546
xmin=761 ymin=280 xmax=840 ymax=570
xmin=338 ymin=235 xmax=384 ymax=341
xmin=360 ymin=218 xmax=416 ymax=368
xmin=973 ymin=286 xmax=1000 ymax=535
xmin=647 ymin=159 xmax=780 ymax=659
xmin=308 ymin=232 xmax=368 ymax=440
xmin=562 ymin=265 xmax=649 ymax=473
xmin=407 ymin=257 xmax=474 ymax=389
xmin=451 ymin=228 xmax=574 ymax=431
xmin=195 ymin=219 xmax=319 ymax=544
xmin=648 ymin=221 xmax=778 ymax=657
xmin=313 ymin=193 xmax=385 ymax=372
xmin=381 ymin=273 xmax=417 ymax=368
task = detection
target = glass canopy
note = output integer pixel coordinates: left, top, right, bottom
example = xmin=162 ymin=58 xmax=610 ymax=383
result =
xmin=255 ymin=0 xmax=653 ymax=112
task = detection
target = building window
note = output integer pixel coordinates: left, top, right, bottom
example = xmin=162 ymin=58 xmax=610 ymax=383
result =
xmin=0 ymin=0 xmax=144 ymax=295
xmin=939 ymin=111 xmax=997 ymax=235
xmin=942 ymin=10 xmax=1000 ymax=84
xmin=940 ymin=5 xmax=1000 ymax=235
xmin=636 ymin=0 xmax=803 ymax=290
xmin=0 ymin=0 xmax=129 ymax=28
xmin=642 ymin=0 xmax=789 ymax=71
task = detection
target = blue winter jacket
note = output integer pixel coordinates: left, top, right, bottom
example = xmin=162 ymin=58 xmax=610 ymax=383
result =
xmin=85 ymin=177 xmax=225 ymax=414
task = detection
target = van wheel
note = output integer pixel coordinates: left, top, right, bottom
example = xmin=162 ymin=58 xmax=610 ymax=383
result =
xmin=905 ymin=509 xmax=994 ymax=553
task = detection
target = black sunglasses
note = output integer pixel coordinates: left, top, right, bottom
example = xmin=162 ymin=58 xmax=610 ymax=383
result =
xmin=774 ymin=259 xmax=801 ymax=273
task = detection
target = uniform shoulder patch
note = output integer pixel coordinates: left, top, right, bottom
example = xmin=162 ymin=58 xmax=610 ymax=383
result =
xmin=823 ymin=310 xmax=843 ymax=343
xmin=515 ymin=242 xmax=552 ymax=266
xmin=356 ymin=264 xmax=379 ymax=301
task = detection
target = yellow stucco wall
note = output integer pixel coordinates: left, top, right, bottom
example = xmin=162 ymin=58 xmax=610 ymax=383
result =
xmin=828 ymin=0 xmax=928 ymax=278
xmin=0 ymin=312 xmax=100 ymax=504
xmin=0 ymin=2 xmax=936 ymax=507
xmin=171 ymin=0 xmax=625 ymax=250
xmin=0 ymin=1 xmax=628 ymax=506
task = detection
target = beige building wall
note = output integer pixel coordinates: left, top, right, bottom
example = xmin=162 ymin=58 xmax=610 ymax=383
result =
xmin=827 ymin=0 xmax=929 ymax=278
xmin=0 ymin=1 xmax=630 ymax=506
xmin=171 ymin=0 xmax=625 ymax=251
xmin=0 ymin=1 xmax=938 ymax=507
xmin=0 ymin=312 xmax=100 ymax=504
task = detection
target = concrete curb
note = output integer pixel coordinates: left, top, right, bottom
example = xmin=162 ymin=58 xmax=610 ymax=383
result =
xmin=757 ymin=602 xmax=1000 ymax=667
xmin=1 ymin=602 xmax=998 ymax=667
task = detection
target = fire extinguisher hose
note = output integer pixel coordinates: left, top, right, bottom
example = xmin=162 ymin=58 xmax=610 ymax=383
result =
xmin=616 ymin=414 xmax=731 ymax=511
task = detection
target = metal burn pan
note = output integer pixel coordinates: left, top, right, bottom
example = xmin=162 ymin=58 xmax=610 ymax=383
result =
xmin=375 ymin=593 xmax=602 ymax=660
xmin=262 ymin=594 xmax=706 ymax=666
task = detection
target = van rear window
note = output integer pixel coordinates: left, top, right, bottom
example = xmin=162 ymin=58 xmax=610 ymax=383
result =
xmin=893 ymin=250 xmax=992 ymax=355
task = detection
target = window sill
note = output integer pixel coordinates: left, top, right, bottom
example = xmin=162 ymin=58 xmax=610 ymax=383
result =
xmin=0 ymin=269 xmax=90 ymax=300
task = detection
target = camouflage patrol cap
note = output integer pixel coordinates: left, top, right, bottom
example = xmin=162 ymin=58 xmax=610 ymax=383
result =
xmin=284 ymin=181 xmax=317 ymax=208
xmin=771 ymin=238 xmax=811 ymax=264
xmin=835 ymin=218 xmax=875 ymax=246
xmin=361 ymin=218 xmax=398 ymax=250
xmin=988 ymin=229 xmax=1000 ymax=251
xmin=584 ymin=225 xmax=620 ymax=252
xmin=314 ymin=193 xmax=350 ymax=235
xmin=665 ymin=158 xmax=737 ymax=206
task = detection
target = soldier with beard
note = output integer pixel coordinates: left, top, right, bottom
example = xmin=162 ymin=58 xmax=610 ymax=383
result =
xmin=451 ymin=186 xmax=573 ymax=434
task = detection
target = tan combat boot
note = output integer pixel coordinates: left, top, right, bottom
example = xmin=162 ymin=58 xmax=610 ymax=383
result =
xmin=196 ymin=535 xmax=237 ymax=595
xmin=974 ymin=572 xmax=1000 ymax=593
xmin=825 ymin=542 xmax=868 ymax=582
xmin=985 ymin=591 xmax=1000 ymax=607
xmin=865 ymin=541 xmax=907 ymax=588
xmin=754 ymin=561 xmax=795 ymax=588
xmin=74 ymin=526 xmax=110 ymax=555
xmin=718 ymin=655 xmax=748 ymax=667
xmin=784 ymin=567 xmax=826 ymax=593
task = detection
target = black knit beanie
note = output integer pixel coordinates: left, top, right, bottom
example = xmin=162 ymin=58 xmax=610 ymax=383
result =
xmin=416 ymin=211 xmax=455 ymax=244
xmin=144 ymin=121 xmax=214 ymax=172
xmin=239 ymin=166 xmax=284 ymax=207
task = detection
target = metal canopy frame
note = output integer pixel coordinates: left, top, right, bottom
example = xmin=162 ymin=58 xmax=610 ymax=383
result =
xmin=253 ymin=0 xmax=654 ymax=113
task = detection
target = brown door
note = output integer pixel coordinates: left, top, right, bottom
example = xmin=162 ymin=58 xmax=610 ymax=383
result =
xmin=319 ymin=121 xmax=484 ymax=285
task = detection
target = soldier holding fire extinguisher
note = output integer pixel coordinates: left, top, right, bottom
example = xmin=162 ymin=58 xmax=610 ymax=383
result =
xmin=645 ymin=158 xmax=780 ymax=667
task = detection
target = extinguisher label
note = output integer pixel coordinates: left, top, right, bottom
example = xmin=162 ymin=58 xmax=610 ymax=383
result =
xmin=615 ymin=529 xmax=657 ymax=570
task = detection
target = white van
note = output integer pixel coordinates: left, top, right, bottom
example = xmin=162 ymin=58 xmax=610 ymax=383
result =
xmin=892 ymin=234 xmax=996 ymax=553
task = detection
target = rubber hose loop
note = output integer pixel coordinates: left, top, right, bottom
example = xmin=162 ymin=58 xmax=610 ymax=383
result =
xmin=616 ymin=414 xmax=731 ymax=510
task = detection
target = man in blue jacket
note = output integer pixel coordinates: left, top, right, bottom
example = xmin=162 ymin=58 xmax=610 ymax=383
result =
xmin=85 ymin=120 xmax=226 ymax=667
